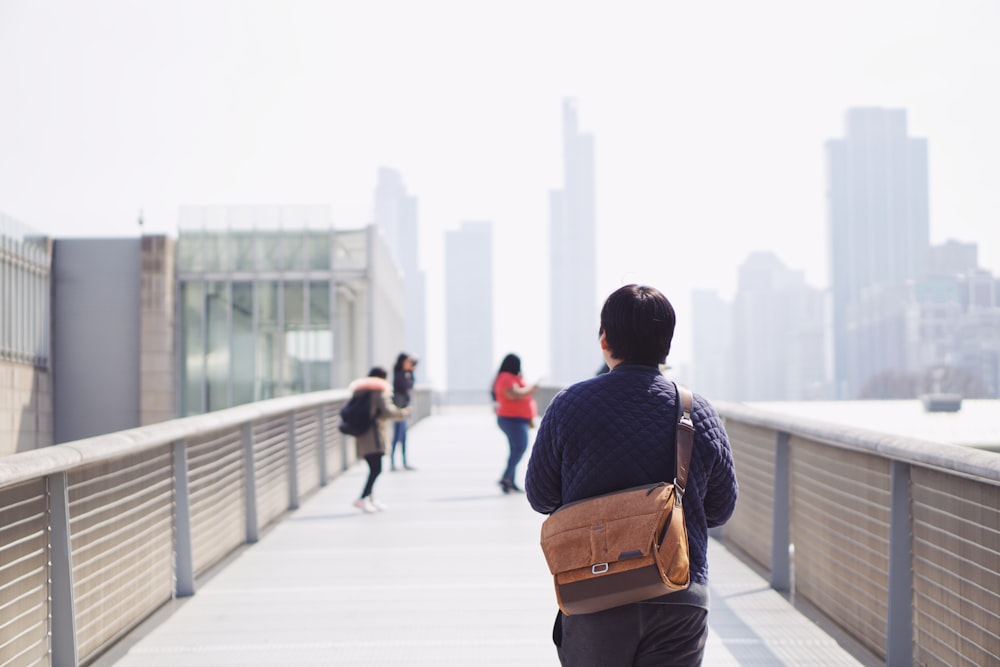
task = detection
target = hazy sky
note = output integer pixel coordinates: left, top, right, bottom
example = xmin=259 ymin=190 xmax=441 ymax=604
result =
xmin=2 ymin=1 xmax=999 ymax=386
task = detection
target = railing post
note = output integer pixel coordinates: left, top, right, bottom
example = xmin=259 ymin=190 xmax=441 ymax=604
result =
xmin=318 ymin=406 xmax=328 ymax=487
xmin=887 ymin=460 xmax=913 ymax=666
xmin=770 ymin=431 xmax=791 ymax=591
xmin=288 ymin=412 xmax=299 ymax=510
xmin=341 ymin=430 xmax=349 ymax=472
xmin=242 ymin=422 xmax=259 ymax=544
xmin=340 ymin=403 xmax=350 ymax=472
xmin=49 ymin=471 xmax=78 ymax=667
xmin=173 ymin=439 xmax=195 ymax=597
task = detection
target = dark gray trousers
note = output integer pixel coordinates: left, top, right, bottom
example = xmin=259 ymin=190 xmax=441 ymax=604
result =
xmin=554 ymin=603 xmax=708 ymax=666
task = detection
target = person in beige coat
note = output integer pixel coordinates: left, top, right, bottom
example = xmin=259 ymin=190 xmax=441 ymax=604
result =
xmin=350 ymin=367 xmax=410 ymax=513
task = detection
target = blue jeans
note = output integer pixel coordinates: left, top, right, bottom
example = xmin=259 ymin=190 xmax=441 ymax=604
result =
xmin=391 ymin=420 xmax=408 ymax=467
xmin=497 ymin=416 xmax=530 ymax=484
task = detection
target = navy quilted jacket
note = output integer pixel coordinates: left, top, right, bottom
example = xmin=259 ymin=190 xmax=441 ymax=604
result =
xmin=525 ymin=364 xmax=738 ymax=588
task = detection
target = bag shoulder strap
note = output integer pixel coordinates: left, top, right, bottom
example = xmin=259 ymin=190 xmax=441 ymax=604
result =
xmin=673 ymin=382 xmax=695 ymax=505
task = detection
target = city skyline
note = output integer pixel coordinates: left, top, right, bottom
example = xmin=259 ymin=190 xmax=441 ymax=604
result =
xmin=3 ymin=1 xmax=1000 ymax=386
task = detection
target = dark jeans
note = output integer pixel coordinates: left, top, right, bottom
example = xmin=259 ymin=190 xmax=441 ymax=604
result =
xmin=553 ymin=604 xmax=708 ymax=666
xmin=360 ymin=453 xmax=383 ymax=498
xmin=391 ymin=420 xmax=408 ymax=466
xmin=496 ymin=416 xmax=529 ymax=484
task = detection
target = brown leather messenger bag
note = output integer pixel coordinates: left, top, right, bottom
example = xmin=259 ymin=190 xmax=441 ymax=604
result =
xmin=539 ymin=383 xmax=695 ymax=615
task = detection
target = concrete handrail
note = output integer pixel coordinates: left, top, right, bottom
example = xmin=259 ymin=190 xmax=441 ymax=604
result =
xmin=0 ymin=390 xmax=352 ymax=487
xmin=715 ymin=401 xmax=1000 ymax=483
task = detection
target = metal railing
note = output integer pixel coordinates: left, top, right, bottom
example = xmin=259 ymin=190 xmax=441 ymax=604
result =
xmin=0 ymin=388 xmax=431 ymax=667
xmin=715 ymin=401 xmax=1000 ymax=667
xmin=4 ymin=385 xmax=996 ymax=666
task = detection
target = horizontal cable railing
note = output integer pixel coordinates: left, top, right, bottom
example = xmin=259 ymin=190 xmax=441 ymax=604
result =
xmin=0 ymin=479 xmax=49 ymax=667
xmin=715 ymin=401 xmax=1000 ymax=667
xmin=0 ymin=388 xmax=431 ymax=667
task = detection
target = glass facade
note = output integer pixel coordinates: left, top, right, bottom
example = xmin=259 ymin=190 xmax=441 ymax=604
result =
xmin=181 ymin=281 xmax=204 ymax=416
xmin=177 ymin=208 xmax=340 ymax=416
xmin=179 ymin=276 xmax=337 ymax=414
xmin=232 ymin=281 xmax=254 ymax=406
xmin=0 ymin=212 xmax=50 ymax=368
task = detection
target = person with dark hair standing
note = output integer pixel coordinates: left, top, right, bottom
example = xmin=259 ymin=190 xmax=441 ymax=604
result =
xmin=526 ymin=285 xmax=738 ymax=666
xmin=492 ymin=353 xmax=538 ymax=494
xmin=391 ymin=352 xmax=418 ymax=471
xmin=349 ymin=366 xmax=410 ymax=513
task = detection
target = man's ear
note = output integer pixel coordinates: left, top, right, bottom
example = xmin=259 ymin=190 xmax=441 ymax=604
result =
xmin=600 ymin=332 xmax=609 ymax=350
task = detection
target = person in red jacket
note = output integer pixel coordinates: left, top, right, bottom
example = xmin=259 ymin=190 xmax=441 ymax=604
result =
xmin=492 ymin=353 xmax=539 ymax=493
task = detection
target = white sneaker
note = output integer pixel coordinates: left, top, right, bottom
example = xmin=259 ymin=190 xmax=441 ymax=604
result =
xmin=353 ymin=498 xmax=377 ymax=514
xmin=370 ymin=499 xmax=387 ymax=511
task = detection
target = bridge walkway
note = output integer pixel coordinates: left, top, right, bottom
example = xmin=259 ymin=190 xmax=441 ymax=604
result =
xmin=94 ymin=407 xmax=877 ymax=666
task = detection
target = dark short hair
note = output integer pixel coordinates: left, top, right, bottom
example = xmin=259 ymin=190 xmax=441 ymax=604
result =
xmin=599 ymin=285 xmax=676 ymax=365
xmin=369 ymin=366 xmax=388 ymax=379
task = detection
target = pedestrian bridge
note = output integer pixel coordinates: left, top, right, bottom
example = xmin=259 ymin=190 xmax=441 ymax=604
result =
xmin=1 ymin=389 xmax=997 ymax=666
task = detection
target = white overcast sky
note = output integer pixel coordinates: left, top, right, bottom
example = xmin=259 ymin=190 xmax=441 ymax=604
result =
xmin=2 ymin=1 xmax=999 ymax=386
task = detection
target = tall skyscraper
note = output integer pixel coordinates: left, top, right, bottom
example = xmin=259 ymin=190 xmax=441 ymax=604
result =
xmin=374 ymin=167 xmax=427 ymax=370
xmin=826 ymin=108 xmax=930 ymax=397
xmin=549 ymin=99 xmax=598 ymax=384
xmin=445 ymin=221 xmax=494 ymax=403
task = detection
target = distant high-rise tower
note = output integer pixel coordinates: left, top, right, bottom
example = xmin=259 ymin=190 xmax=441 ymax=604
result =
xmin=374 ymin=167 xmax=427 ymax=371
xmin=549 ymin=99 xmax=598 ymax=384
xmin=826 ymin=108 xmax=929 ymax=397
xmin=445 ymin=221 xmax=494 ymax=403
xmin=691 ymin=289 xmax=732 ymax=401
xmin=730 ymin=252 xmax=828 ymax=401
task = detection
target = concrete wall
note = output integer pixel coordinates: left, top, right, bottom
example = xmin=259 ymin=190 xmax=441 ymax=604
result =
xmin=140 ymin=236 xmax=176 ymax=424
xmin=0 ymin=360 xmax=52 ymax=455
xmin=53 ymin=239 xmax=141 ymax=443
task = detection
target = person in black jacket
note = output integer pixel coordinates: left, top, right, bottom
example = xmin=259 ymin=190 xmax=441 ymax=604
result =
xmin=526 ymin=284 xmax=738 ymax=667
xmin=349 ymin=367 xmax=409 ymax=513
xmin=390 ymin=352 xmax=418 ymax=471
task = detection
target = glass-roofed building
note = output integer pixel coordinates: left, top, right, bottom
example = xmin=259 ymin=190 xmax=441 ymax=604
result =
xmin=176 ymin=206 xmax=404 ymax=416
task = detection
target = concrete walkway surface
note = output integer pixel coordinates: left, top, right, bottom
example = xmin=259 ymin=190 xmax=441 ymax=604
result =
xmin=94 ymin=407 xmax=877 ymax=666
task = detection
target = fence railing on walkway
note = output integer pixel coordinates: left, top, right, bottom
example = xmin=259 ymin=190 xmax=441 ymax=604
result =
xmin=0 ymin=388 xmax=431 ymax=667
xmin=4 ymin=384 xmax=997 ymax=667
xmin=715 ymin=401 xmax=1000 ymax=667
